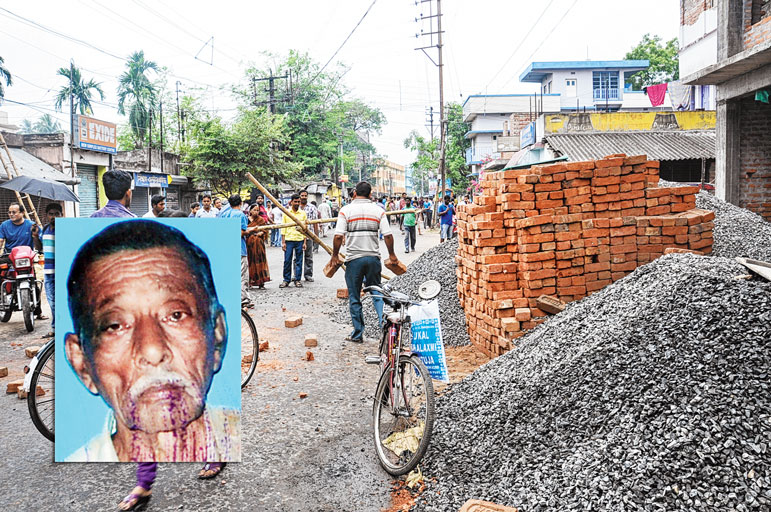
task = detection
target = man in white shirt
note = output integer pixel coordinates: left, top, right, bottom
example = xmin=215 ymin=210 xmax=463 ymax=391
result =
xmin=142 ymin=194 xmax=165 ymax=218
xmin=329 ymin=181 xmax=401 ymax=343
xmin=196 ymin=195 xmax=219 ymax=218
xmin=270 ymin=203 xmax=283 ymax=247
xmin=318 ymin=198 xmax=332 ymax=237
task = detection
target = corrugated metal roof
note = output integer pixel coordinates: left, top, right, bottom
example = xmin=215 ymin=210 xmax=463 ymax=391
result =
xmin=545 ymin=131 xmax=715 ymax=162
xmin=4 ymin=148 xmax=80 ymax=185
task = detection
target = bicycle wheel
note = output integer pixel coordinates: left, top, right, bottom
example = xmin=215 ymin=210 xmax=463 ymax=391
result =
xmin=241 ymin=308 xmax=258 ymax=389
xmin=28 ymin=341 xmax=54 ymax=441
xmin=373 ymin=354 xmax=435 ymax=476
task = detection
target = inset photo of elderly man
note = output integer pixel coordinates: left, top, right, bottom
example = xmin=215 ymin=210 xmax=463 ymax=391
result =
xmin=54 ymin=218 xmax=242 ymax=463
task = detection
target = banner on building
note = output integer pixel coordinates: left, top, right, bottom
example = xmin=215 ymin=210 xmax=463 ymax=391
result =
xmin=429 ymin=179 xmax=437 ymax=196
xmin=77 ymin=115 xmax=117 ymax=154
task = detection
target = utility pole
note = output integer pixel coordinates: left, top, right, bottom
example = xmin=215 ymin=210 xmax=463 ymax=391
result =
xmin=148 ymin=109 xmax=152 ymax=173
xmin=176 ymin=81 xmax=182 ymax=145
xmin=69 ymin=60 xmax=75 ymax=180
xmin=425 ymin=106 xmax=435 ymax=138
xmin=415 ymin=0 xmax=446 ymax=225
xmin=253 ymin=71 xmax=290 ymax=113
xmin=160 ymin=99 xmax=164 ymax=175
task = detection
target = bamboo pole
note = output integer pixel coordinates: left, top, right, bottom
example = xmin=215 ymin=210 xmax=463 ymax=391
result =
xmin=246 ymin=173 xmax=399 ymax=280
xmin=254 ymin=209 xmax=420 ymax=232
xmin=0 ymin=133 xmax=42 ymax=225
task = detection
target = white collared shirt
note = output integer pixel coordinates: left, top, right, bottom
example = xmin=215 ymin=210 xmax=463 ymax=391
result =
xmin=64 ymin=405 xmax=241 ymax=462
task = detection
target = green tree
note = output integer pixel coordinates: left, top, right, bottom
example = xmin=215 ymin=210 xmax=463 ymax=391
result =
xmin=0 ymin=56 xmax=11 ymax=103
xmin=404 ymin=130 xmax=439 ymax=197
xmin=239 ymin=51 xmax=384 ymax=182
xmin=181 ymin=102 xmax=300 ymax=196
xmin=624 ymin=34 xmax=680 ymax=90
xmin=117 ymin=51 xmax=160 ymax=148
xmin=54 ymin=64 xmax=104 ymax=114
xmin=444 ymin=103 xmax=471 ymax=193
xmin=404 ymin=102 xmax=470 ymax=195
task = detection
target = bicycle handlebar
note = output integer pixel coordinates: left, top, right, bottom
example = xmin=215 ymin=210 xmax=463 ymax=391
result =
xmin=362 ymin=285 xmax=422 ymax=307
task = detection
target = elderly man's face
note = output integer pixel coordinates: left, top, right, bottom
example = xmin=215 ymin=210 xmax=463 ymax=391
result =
xmin=65 ymin=247 xmax=226 ymax=434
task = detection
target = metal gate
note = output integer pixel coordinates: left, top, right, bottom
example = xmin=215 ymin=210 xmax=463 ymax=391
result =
xmin=129 ymin=187 xmax=150 ymax=217
xmin=77 ymin=164 xmax=99 ymax=217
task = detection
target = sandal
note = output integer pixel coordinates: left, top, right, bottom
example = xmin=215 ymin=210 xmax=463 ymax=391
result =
xmin=41 ymin=331 xmax=54 ymax=339
xmin=293 ymin=281 xmax=303 ymax=288
xmin=279 ymin=282 xmax=289 ymax=288
xmin=118 ymin=492 xmax=151 ymax=511
xmin=198 ymin=462 xmax=226 ymax=479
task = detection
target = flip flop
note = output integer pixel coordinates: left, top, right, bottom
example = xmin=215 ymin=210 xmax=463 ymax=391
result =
xmin=118 ymin=492 xmax=151 ymax=511
xmin=41 ymin=331 xmax=54 ymax=339
xmin=198 ymin=462 xmax=226 ymax=479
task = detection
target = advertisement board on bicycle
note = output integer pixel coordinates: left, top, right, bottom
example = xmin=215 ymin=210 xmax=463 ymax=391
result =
xmin=409 ymin=300 xmax=449 ymax=383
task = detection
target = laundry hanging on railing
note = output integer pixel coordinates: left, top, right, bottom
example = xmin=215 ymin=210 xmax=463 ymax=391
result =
xmin=668 ymin=82 xmax=693 ymax=110
xmin=644 ymin=83 xmax=669 ymax=107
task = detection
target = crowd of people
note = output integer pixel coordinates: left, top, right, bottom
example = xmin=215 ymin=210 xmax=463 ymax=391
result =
xmin=0 ymin=168 xmax=473 ymax=510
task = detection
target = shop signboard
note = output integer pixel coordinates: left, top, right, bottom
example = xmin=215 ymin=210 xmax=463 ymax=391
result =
xmin=77 ymin=115 xmax=117 ymax=154
xmin=520 ymin=122 xmax=536 ymax=149
xmin=134 ymin=172 xmax=169 ymax=188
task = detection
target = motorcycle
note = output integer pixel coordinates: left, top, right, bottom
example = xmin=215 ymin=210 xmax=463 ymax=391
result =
xmin=0 ymin=245 xmax=43 ymax=332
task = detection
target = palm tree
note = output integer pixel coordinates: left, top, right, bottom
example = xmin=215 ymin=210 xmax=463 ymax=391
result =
xmin=117 ymin=51 xmax=159 ymax=148
xmin=54 ymin=64 xmax=104 ymax=115
xmin=19 ymin=119 xmax=34 ymax=134
xmin=0 ymin=55 xmax=12 ymax=103
xmin=34 ymin=114 xmax=62 ymax=133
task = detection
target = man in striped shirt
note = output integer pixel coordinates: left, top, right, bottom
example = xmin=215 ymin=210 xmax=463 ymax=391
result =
xmin=329 ymin=181 xmax=401 ymax=343
xmin=41 ymin=203 xmax=62 ymax=339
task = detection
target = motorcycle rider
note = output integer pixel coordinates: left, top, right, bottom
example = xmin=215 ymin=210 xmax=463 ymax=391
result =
xmin=0 ymin=202 xmax=45 ymax=318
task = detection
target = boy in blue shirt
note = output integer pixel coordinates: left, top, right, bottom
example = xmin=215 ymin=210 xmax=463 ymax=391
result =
xmin=41 ymin=203 xmax=62 ymax=338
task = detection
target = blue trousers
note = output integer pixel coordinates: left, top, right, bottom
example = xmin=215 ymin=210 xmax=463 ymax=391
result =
xmin=270 ymin=229 xmax=280 ymax=246
xmin=345 ymin=256 xmax=383 ymax=340
xmin=44 ymin=275 xmax=54 ymax=329
xmin=283 ymin=240 xmax=304 ymax=282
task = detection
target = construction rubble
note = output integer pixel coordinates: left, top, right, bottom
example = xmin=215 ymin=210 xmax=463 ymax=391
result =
xmin=415 ymin=253 xmax=771 ymax=511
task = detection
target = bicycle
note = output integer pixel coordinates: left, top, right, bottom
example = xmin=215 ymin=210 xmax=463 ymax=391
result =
xmin=26 ymin=305 xmax=259 ymax=442
xmin=362 ymin=281 xmax=439 ymax=476
xmin=241 ymin=305 xmax=259 ymax=388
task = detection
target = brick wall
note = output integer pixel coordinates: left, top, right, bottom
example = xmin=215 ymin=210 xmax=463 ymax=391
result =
xmin=739 ymin=97 xmax=771 ymax=221
xmin=744 ymin=10 xmax=771 ymax=47
xmin=504 ymin=113 xmax=533 ymax=137
xmin=456 ymin=155 xmax=715 ymax=358
xmin=682 ymin=0 xmax=715 ymax=26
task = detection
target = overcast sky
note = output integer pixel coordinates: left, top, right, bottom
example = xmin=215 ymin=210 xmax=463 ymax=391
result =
xmin=0 ymin=0 xmax=679 ymax=166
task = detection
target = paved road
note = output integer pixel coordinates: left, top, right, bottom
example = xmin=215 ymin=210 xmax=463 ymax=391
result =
xmin=0 ymin=225 xmax=440 ymax=511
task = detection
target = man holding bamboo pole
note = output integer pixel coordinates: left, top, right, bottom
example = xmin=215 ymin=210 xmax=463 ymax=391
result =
xmin=329 ymin=181 xmax=401 ymax=343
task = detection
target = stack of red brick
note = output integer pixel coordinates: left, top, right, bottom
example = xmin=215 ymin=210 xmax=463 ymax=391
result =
xmin=456 ymin=154 xmax=715 ymax=358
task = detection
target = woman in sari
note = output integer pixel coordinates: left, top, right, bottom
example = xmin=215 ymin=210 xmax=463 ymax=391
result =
xmin=246 ymin=204 xmax=271 ymax=289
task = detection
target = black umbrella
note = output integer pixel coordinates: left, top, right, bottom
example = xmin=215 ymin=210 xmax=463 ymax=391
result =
xmin=0 ymin=175 xmax=80 ymax=202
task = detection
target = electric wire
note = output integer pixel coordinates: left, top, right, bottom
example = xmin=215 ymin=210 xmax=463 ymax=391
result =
xmin=309 ymin=0 xmax=378 ymax=85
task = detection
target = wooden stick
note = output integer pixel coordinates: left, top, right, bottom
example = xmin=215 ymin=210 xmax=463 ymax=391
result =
xmin=254 ymin=209 xmax=421 ymax=232
xmin=246 ymin=173 xmax=396 ymax=280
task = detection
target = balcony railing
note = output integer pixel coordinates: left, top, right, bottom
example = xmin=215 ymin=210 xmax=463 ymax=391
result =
xmin=466 ymin=146 xmax=498 ymax=165
xmin=593 ymin=87 xmax=620 ymax=101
